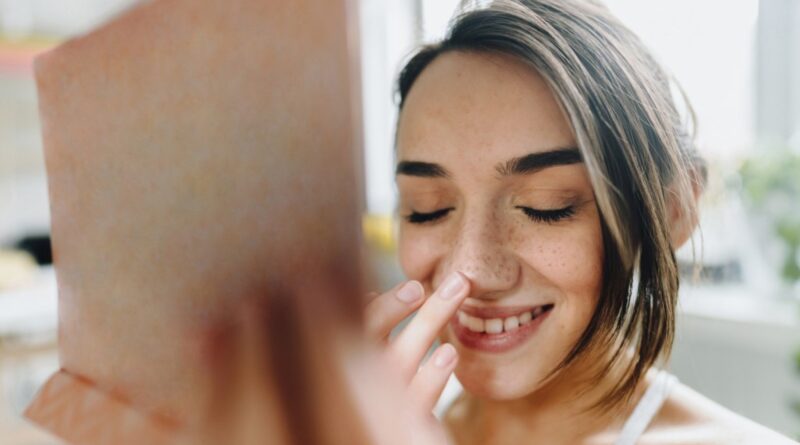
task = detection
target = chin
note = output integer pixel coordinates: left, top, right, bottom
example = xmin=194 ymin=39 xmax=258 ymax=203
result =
xmin=440 ymin=323 xmax=556 ymax=401
xmin=451 ymin=355 xmax=543 ymax=400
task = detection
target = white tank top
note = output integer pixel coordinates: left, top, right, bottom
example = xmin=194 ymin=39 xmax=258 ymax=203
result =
xmin=434 ymin=369 xmax=679 ymax=444
xmin=615 ymin=369 xmax=679 ymax=445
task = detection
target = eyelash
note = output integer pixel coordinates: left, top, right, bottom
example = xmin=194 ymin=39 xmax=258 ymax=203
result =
xmin=406 ymin=207 xmax=454 ymax=224
xmin=516 ymin=205 xmax=576 ymax=224
xmin=404 ymin=205 xmax=575 ymax=225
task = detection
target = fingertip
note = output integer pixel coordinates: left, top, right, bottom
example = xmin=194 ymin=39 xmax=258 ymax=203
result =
xmin=454 ymin=271 xmax=471 ymax=292
xmin=396 ymin=280 xmax=424 ymax=304
xmin=433 ymin=343 xmax=458 ymax=368
xmin=437 ymin=271 xmax=469 ymax=301
xmin=411 ymin=280 xmax=427 ymax=298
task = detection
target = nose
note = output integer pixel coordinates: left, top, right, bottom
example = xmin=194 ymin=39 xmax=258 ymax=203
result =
xmin=438 ymin=214 xmax=520 ymax=299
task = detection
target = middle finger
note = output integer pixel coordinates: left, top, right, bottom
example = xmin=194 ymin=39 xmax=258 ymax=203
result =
xmin=388 ymin=271 xmax=470 ymax=381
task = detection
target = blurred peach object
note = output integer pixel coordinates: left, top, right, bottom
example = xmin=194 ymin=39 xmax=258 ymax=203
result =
xmin=24 ymin=0 xmax=370 ymax=443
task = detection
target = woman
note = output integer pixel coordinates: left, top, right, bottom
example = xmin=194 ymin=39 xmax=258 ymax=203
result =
xmin=365 ymin=0 xmax=796 ymax=443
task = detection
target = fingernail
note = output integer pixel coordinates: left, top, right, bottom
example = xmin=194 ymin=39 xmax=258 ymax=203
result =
xmin=396 ymin=281 xmax=423 ymax=303
xmin=434 ymin=344 xmax=457 ymax=368
xmin=438 ymin=272 xmax=466 ymax=300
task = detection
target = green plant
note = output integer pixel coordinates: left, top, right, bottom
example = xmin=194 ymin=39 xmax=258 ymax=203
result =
xmin=740 ymin=149 xmax=800 ymax=437
xmin=739 ymin=150 xmax=800 ymax=283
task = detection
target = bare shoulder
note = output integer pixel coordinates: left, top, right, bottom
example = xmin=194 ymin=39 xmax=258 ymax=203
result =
xmin=640 ymin=381 xmax=797 ymax=445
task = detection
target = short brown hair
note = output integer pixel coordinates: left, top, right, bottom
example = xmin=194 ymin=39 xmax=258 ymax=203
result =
xmin=396 ymin=0 xmax=705 ymax=409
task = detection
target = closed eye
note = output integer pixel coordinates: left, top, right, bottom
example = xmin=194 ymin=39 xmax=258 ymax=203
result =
xmin=516 ymin=205 xmax=575 ymax=223
xmin=405 ymin=207 xmax=454 ymax=224
xmin=404 ymin=206 xmax=575 ymax=224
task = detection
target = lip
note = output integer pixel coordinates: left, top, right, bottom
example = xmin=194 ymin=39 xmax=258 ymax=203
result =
xmin=449 ymin=305 xmax=553 ymax=354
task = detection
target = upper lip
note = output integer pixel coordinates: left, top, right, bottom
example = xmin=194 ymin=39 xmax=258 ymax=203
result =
xmin=458 ymin=303 xmax=553 ymax=319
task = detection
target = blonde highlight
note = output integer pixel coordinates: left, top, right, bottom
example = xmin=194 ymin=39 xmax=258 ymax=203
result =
xmin=396 ymin=0 xmax=704 ymax=409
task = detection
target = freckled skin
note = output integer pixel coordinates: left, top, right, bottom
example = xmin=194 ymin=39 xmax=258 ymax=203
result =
xmin=395 ymin=51 xmax=604 ymax=400
xmin=392 ymin=48 xmax=795 ymax=445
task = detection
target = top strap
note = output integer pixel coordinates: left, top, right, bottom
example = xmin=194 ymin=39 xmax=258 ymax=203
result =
xmin=615 ymin=369 xmax=679 ymax=445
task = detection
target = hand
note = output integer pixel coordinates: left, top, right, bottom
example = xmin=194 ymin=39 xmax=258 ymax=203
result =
xmin=179 ymin=272 xmax=469 ymax=445
xmin=364 ymin=272 xmax=470 ymax=431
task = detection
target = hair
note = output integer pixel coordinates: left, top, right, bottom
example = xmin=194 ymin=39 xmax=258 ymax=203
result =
xmin=395 ymin=0 xmax=707 ymax=409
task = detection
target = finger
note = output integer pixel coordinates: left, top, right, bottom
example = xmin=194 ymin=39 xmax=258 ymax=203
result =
xmin=388 ymin=272 xmax=469 ymax=381
xmin=408 ymin=343 xmax=458 ymax=414
xmin=364 ymin=280 xmax=426 ymax=341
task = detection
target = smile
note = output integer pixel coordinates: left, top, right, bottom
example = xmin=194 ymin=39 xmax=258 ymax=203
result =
xmin=449 ymin=304 xmax=554 ymax=353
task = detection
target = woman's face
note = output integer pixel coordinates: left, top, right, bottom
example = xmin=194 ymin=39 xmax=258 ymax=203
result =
xmin=395 ymin=51 xmax=604 ymax=400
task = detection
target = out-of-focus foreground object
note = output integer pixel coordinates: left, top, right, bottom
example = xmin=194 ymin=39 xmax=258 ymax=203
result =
xmin=23 ymin=0 xmax=366 ymax=443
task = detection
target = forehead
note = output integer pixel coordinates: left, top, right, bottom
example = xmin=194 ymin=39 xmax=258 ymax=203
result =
xmin=396 ymin=51 xmax=576 ymax=164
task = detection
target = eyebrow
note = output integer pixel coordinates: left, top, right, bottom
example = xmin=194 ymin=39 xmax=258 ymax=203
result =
xmin=395 ymin=160 xmax=450 ymax=178
xmin=395 ymin=147 xmax=582 ymax=179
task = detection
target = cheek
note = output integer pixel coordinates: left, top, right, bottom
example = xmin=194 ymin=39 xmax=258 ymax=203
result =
xmin=397 ymin=227 xmax=444 ymax=284
xmin=514 ymin=220 xmax=604 ymax=301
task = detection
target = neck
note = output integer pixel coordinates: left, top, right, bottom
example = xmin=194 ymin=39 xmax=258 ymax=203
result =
xmin=452 ymin=350 xmax=654 ymax=445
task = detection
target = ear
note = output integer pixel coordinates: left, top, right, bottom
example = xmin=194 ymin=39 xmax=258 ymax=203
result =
xmin=667 ymin=167 xmax=704 ymax=249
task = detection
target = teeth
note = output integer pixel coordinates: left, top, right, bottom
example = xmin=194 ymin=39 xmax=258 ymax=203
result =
xmin=467 ymin=316 xmax=485 ymax=333
xmin=458 ymin=307 xmax=549 ymax=334
xmin=504 ymin=316 xmax=520 ymax=332
xmin=485 ymin=318 xmax=503 ymax=334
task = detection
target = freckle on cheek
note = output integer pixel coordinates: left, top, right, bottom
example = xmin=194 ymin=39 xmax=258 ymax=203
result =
xmin=508 ymin=221 xmax=525 ymax=246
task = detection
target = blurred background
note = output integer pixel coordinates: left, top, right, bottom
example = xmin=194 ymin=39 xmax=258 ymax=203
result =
xmin=0 ymin=0 xmax=799 ymax=443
